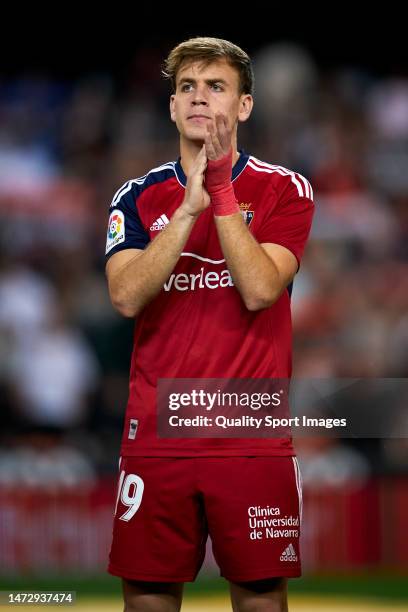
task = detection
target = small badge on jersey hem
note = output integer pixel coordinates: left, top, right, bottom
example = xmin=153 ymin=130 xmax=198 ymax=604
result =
xmin=239 ymin=202 xmax=254 ymax=226
xmin=106 ymin=209 xmax=125 ymax=254
xmin=128 ymin=418 xmax=139 ymax=440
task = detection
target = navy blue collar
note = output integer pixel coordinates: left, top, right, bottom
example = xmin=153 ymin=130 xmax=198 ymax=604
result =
xmin=175 ymin=149 xmax=249 ymax=188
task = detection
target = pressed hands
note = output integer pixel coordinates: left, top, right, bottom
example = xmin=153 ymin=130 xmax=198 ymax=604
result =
xmin=204 ymin=113 xmax=240 ymax=216
xmin=183 ymin=113 xmax=240 ymax=218
xmin=108 ymin=114 xmax=280 ymax=318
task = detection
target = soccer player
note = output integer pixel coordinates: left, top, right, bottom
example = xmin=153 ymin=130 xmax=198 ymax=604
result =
xmin=105 ymin=37 xmax=314 ymax=612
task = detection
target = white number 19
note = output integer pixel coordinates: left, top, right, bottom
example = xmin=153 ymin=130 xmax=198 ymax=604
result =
xmin=115 ymin=470 xmax=144 ymax=522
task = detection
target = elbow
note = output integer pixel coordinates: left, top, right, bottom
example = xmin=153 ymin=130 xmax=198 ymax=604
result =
xmin=244 ymin=291 xmax=280 ymax=312
xmin=112 ymin=300 xmax=138 ymax=318
xmin=109 ymin=290 xmax=139 ymax=319
xmin=114 ymin=302 xmax=138 ymax=318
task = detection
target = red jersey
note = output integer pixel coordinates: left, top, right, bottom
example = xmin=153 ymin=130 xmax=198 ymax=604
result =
xmin=105 ymin=151 xmax=314 ymax=456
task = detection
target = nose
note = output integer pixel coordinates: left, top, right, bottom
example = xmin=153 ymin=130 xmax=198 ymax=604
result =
xmin=191 ymin=84 xmax=209 ymax=106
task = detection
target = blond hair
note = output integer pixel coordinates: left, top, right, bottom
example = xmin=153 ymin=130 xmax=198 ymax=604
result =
xmin=162 ymin=36 xmax=254 ymax=95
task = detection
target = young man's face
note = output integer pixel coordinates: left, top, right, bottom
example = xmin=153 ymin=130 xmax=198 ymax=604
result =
xmin=170 ymin=58 xmax=253 ymax=144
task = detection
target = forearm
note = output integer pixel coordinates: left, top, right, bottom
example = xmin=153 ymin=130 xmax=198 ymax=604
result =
xmin=109 ymin=206 xmax=197 ymax=317
xmin=214 ymin=213 xmax=282 ymax=310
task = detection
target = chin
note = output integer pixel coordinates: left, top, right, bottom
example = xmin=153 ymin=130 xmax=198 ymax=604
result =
xmin=183 ymin=128 xmax=206 ymax=144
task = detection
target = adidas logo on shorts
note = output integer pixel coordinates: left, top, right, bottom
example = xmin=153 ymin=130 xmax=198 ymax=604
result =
xmin=280 ymin=543 xmax=298 ymax=562
xmin=150 ymin=214 xmax=170 ymax=231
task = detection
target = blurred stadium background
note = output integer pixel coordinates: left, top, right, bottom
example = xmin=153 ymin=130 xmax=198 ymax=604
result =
xmin=0 ymin=15 xmax=407 ymax=611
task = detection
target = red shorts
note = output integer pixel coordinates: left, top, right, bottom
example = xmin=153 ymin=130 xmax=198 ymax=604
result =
xmin=108 ymin=456 xmax=302 ymax=582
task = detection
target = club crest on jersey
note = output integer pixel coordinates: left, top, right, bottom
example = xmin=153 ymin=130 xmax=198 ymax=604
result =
xmin=106 ymin=209 xmax=125 ymax=254
xmin=239 ymin=202 xmax=254 ymax=226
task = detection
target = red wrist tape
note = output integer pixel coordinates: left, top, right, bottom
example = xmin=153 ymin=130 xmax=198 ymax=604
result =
xmin=205 ymin=149 xmax=239 ymax=216
xmin=205 ymin=149 xmax=233 ymax=192
xmin=211 ymin=183 xmax=240 ymax=216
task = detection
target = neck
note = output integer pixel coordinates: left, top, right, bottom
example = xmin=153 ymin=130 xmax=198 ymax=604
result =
xmin=179 ymin=133 xmax=240 ymax=177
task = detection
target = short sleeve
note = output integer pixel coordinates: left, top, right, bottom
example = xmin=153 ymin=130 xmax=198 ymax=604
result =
xmin=105 ymin=182 xmax=150 ymax=260
xmin=256 ymin=173 xmax=315 ymax=270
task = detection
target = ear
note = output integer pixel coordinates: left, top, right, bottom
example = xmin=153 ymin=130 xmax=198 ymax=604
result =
xmin=238 ymin=94 xmax=254 ymax=123
xmin=170 ymin=95 xmax=176 ymax=123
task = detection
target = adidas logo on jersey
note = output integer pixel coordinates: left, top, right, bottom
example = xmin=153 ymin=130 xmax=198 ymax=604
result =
xmin=280 ymin=543 xmax=298 ymax=562
xmin=150 ymin=214 xmax=170 ymax=231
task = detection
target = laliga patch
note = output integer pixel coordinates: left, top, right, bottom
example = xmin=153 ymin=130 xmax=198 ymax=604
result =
xmin=239 ymin=202 xmax=254 ymax=226
xmin=106 ymin=209 xmax=125 ymax=254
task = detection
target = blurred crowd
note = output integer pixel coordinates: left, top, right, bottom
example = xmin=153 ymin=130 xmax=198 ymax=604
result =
xmin=0 ymin=42 xmax=407 ymax=484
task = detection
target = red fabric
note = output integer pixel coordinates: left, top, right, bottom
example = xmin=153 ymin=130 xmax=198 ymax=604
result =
xmin=205 ymin=149 xmax=240 ymax=215
xmin=205 ymin=149 xmax=233 ymax=192
xmin=108 ymin=456 xmax=302 ymax=581
xmin=110 ymin=153 xmax=314 ymax=456
xmin=211 ymin=182 xmax=240 ymax=216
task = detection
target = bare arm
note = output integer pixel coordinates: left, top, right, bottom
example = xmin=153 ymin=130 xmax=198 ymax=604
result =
xmin=214 ymin=213 xmax=298 ymax=311
xmin=204 ymin=113 xmax=297 ymax=311
xmin=106 ymin=208 xmax=196 ymax=318
xmin=106 ymin=145 xmax=210 ymax=318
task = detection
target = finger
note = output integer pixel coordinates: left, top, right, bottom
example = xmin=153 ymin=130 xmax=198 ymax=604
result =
xmin=205 ymin=123 xmax=218 ymax=160
xmin=218 ymin=112 xmax=231 ymax=132
xmin=192 ymin=145 xmax=207 ymax=174
xmin=216 ymin=113 xmax=231 ymax=152
xmin=200 ymin=144 xmax=208 ymax=167
xmin=199 ymin=147 xmax=208 ymax=171
xmin=208 ymin=120 xmax=224 ymax=158
xmin=215 ymin=113 xmax=226 ymax=130
xmin=194 ymin=144 xmax=205 ymax=163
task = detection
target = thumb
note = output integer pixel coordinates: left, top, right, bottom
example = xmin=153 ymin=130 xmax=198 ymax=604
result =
xmin=197 ymin=144 xmax=207 ymax=167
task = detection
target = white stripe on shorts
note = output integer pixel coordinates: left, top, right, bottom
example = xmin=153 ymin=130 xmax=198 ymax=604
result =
xmin=292 ymin=456 xmax=303 ymax=524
